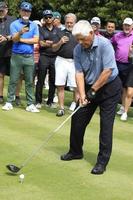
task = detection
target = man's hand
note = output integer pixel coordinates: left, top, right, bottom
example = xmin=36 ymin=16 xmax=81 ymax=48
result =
xmin=60 ymin=36 xmax=69 ymax=45
xmin=0 ymin=35 xmax=8 ymax=43
xmin=79 ymin=95 xmax=89 ymax=107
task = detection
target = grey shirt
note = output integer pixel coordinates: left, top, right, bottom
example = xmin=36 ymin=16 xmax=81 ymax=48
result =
xmin=74 ymin=35 xmax=118 ymax=85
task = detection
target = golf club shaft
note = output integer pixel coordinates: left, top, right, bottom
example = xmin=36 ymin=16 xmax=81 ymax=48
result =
xmin=20 ymin=105 xmax=81 ymax=169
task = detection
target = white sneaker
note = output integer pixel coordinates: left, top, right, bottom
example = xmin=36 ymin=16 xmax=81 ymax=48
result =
xmin=69 ymin=101 xmax=76 ymax=111
xmin=120 ymin=112 xmax=127 ymax=121
xmin=26 ymin=104 xmax=40 ymax=113
xmin=53 ymin=95 xmax=58 ymax=103
xmin=2 ymin=102 xmax=13 ymax=111
xmin=117 ymin=106 xmax=124 ymax=115
xmin=35 ymin=103 xmax=42 ymax=109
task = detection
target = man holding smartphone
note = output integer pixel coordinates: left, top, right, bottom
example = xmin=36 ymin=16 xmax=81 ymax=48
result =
xmin=2 ymin=2 xmax=39 ymax=112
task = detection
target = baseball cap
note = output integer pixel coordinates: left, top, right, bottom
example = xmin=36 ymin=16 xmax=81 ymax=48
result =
xmin=43 ymin=10 xmax=53 ymax=17
xmin=0 ymin=2 xmax=8 ymax=10
xmin=123 ymin=18 xmax=133 ymax=25
xmin=53 ymin=11 xmax=61 ymax=19
xmin=20 ymin=2 xmax=32 ymax=12
xmin=91 ymin=17 xmax=101 ymax=25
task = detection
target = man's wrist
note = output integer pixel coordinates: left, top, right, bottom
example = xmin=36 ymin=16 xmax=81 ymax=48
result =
xmin=86 ymin=88 xmax=96 ymax=101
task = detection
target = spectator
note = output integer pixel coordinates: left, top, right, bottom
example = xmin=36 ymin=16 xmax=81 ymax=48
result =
xmin=53 ymin=11 xmax=65 ymax=30
xmin=120 ymin=44 xmax=133 ymax=120
xmin=102 ymin=21 xmax=116 ymax=39
xmin=2 ymin=2 xmax=39 ymax=112
xmin=0 ymin=2 xmax=15 ymax=103
xmin=111 ymin=17 xmax=133 ymax=120
xmin=52 ymin=13 xmax=79 ymax=116
xmin=90 ymin=17 xmax=102 ymax=36
xmin=35 ymin=10 xmax=59 ymax=109
xmin=60 ymin=20 xmax=122 ymax=175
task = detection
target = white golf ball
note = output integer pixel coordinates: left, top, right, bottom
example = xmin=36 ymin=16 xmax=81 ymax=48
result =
xmin=19 ymin=174 xmax=24 ymax=179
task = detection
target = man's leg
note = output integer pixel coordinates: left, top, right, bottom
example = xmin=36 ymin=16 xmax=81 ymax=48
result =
xmin=57 ymin=86 xmax=65 ymax=109
xmin=47 ymin=57 xmax=56 ymax=105
xmin=0 ymin=73 xmax=4 ymax=102
xmin=61 ymin=103 xmax=97 ymax=160
xmin=7 ymin=55 xmax=22 ymax=103
xmin=35 ymin=55 xmax=47 ymax=104
xmin=23 ymin=57 xmax=34 ymax=105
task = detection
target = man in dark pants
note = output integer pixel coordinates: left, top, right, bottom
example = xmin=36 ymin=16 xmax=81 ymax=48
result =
xmin=0 ymin=1 xmax=16 ymax=103
xmin=35 ymin=10 xmax=59 ymax=108
xmin=61 ymin=20 xmax=122 ymax=175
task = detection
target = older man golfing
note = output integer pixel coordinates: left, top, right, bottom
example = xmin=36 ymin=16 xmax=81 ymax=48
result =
xmin=61 ymin=20 xmax=122 ymax=175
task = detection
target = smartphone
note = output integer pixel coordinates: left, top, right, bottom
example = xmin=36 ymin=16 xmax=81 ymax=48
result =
xmin=25 ymin=22 xmax=30 ymax=28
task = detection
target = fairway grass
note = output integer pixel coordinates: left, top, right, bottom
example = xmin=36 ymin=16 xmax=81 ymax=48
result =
xmin=0 ymin=85 xmax=133 ymax=200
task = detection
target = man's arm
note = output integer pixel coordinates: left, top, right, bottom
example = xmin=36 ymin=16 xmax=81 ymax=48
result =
xmin=76 ymin=72 xmax=88 ymax=105
xmin=91 ymin=68 xmax=112 ymax=92
xmin=20 ymin=36 xmax=39 ymax=44
xmin=52 ymin=36 xmax=69 ymax=52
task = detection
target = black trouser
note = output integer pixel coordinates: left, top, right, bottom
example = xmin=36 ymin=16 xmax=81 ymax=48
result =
xmin=69 ymin=76 xmax=122 ymax=167
xmin=35 ymin=54 xmax=56 ymax=104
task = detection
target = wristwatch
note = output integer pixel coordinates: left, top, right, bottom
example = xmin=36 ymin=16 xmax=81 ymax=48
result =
xmin=86 ymin=88 xmax=96 ymax=101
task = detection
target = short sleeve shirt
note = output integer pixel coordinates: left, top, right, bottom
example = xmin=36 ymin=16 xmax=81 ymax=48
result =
xmin=74 ymin=35 xmax=118 ymax=85
xmin=10 ymin=18 xmax=39 ymax=54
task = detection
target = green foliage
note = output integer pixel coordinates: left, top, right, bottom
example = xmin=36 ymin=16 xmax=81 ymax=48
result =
xmin=5 ymin=0 xmax=133 ymax=27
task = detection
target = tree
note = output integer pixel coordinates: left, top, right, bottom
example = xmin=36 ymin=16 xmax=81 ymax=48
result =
xmin=5 ymin=0 xmax=133 ymax=28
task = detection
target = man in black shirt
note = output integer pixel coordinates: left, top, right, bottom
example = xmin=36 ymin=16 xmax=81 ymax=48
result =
xmin=52 ymin=13 xmax=79 ymax=116
xmin=35 ymin=10 xmax=59 ymax=108
xmin=0 ymin=2 xmax=16 ymax=103
xmin=102 ymin=21 xmax=116 ymax=39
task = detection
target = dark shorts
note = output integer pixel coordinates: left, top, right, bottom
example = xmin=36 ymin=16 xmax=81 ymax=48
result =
xmin=126 ymin=65 xmax=133 ymax=87
xmin=0 ymin=57 xmax=10 ymax=76
xmin=117 ymin=62 xmax=131 ymax=87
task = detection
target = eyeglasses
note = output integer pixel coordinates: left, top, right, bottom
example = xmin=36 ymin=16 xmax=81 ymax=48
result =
xmin=44 ymin=15 xmax=53 ymax=19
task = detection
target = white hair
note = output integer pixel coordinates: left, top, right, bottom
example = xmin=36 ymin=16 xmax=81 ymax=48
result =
xmin=64 ymin=13 xmax=77 ymax=23
xmin=72 ymin=20 xmax=93 ymax=36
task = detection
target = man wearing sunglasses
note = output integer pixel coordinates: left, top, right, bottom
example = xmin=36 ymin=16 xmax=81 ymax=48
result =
xmin=35 ymin=10 xmax=59 ymax=109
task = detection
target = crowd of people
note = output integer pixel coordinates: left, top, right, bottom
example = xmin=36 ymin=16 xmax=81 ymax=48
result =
xmin=0 ymin=1 xmax=133 ymax=119
xmin=0 ymin=1 xmax=133 ymax=175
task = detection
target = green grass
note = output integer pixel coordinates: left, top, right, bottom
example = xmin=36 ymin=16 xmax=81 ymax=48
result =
xmin=0 ymin=78 xmax=133 ymax=200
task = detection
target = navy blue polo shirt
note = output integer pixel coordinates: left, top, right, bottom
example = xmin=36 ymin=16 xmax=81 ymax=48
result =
xmin=74 ymin=35 xmax=118 ymax=85
xmin=10 ymin=18 xmax=39 ymax=54
xmin=39 ymin=25 xmax=60 ymax=57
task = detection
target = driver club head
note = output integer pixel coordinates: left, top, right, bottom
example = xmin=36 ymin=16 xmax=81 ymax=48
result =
xmin=6 ymin=164 xmax=21 ymax=173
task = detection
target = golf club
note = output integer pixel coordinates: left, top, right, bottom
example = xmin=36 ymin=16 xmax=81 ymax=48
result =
xmin=6 ymin=105 xmax=81 ymax=173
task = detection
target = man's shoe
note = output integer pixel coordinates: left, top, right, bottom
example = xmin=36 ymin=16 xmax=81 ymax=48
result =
xmin=120 ymin=112 xmax=127 ymax=121
xmin=35 ymin=103 xmax=42 ymax=109
xmin=46 ymin=102 xmax=57 ymax=109
xmin=26 ymin=104 xmax=40 ymax=113
xmin=69 ymin=101 xmax=76 ymax=111
xmin=61 ymin=152 xmax=83 ymax=161
xmin=2 ymin=102 xmax=13 ymax=111
xmin=91 ymin=163 xmax=106 ymax=175
xmin=117 ymin=106 xmax=124 ymax=115
xmin=56 ymin=109 xmax=65 ymax=117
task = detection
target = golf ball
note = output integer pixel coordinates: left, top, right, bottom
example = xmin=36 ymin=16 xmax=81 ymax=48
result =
xmin=19 ymin=174 xmax=24 ymax=179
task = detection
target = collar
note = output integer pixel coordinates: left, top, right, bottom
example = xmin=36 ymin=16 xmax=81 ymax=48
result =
xmin=122 ymin=30 xmax=133 ymax=37
xmin=19 ymin=18 xmax=31 ymax=25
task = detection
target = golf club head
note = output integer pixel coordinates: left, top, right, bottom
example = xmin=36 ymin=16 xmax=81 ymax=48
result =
xmin=6 ymin=164 xmax=21 ymax=173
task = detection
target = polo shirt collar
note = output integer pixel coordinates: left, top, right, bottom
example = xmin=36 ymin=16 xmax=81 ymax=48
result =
xmin=19 ymin=18 xmax=31 ymax=25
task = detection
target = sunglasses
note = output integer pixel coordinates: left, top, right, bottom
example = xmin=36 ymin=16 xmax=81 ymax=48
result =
xmin=44 ymin=15 xmax=53 ymax=19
